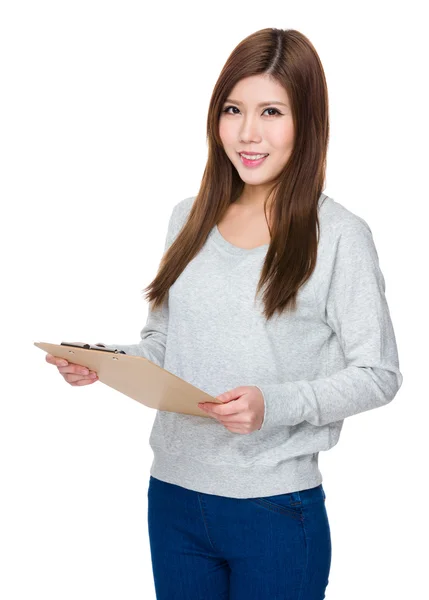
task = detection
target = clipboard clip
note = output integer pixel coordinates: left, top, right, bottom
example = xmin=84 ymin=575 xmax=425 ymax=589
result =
xmin=61 ymin=341 xmax=126 ymax=354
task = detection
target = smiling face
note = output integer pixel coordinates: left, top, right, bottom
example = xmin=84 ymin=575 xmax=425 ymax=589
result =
xmin=219 ymin=74 xmax=295 ymax=205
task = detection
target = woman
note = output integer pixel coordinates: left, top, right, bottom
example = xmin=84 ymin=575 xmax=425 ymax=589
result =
xmin=47 ymin=28 xmax=403 ymax=599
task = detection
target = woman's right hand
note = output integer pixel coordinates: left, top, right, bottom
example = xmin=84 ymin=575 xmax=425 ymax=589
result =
xmin=45 ymin=353 xmax=99 ymax=386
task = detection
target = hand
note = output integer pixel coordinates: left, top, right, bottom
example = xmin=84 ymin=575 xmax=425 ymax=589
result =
xmin=45 ymin=353 xmax=99 ymax=386
xmin=198 ymin=386 xmax=264 ymax=434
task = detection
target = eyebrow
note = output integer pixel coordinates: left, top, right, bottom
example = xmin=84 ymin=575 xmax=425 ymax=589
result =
xmin=224 ymin=98 xmax=289 ymax=108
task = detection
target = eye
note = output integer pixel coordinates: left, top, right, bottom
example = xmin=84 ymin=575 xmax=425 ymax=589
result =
xmin=222 ymin=105 xmax=282 ymax=117
xmin=223 ymin=106 xmax=240 ymax=115
xmin=263 ymin=107 xmax=282 ymax=116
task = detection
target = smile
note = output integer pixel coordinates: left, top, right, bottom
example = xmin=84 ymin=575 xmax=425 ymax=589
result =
xmin=239 ymin=153 xmax=269 ymax=168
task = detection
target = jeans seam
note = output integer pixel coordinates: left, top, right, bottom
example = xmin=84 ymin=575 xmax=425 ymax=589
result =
xmin=197 ymin=494 xmax=219 ymax=554
xmin=297 ymin=510 xmax=309 ymax=600
xmin=251 ymin=498 xmax=304 ymax=521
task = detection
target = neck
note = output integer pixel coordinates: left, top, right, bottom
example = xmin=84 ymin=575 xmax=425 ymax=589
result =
xmin=235 ymin=183 xmax=276 ymax=210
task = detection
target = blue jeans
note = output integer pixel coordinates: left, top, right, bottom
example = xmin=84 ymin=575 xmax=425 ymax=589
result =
xmin=147 ymin=475 xmax=332 ymax=599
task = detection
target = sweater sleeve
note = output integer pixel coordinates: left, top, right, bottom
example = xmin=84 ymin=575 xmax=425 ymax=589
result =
xmin=255 ymin=218 xmax=403 ymax=430
xmin=98 ymin=204 xmax=179 ymax=368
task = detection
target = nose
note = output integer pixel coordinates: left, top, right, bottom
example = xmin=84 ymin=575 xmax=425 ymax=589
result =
xmin=239 ymin=114 xmax=262 ymax=144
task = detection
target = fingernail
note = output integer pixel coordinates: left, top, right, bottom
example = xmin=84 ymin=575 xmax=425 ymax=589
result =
xmin=58 ymin=361 xmax=68 ymax=366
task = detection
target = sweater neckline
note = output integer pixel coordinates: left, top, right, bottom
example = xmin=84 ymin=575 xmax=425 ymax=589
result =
xmin=211 ymin=224 xmax=269 ymax=255
xmin=209 ymin=193 xmax=328 ymax=256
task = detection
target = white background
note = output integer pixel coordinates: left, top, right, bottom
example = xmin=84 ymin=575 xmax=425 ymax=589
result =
xmin=1 ymin=1 xmax=427 ymax=598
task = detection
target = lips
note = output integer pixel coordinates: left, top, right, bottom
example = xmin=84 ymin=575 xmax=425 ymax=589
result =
xmin=239 ymin=152 xmax=269 ymax=158
xmin=239 ymin=153 xmax=269 ymax=168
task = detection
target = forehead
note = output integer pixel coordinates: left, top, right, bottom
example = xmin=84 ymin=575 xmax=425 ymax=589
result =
xmin=227 ymin=74 xmax=289 ymax=105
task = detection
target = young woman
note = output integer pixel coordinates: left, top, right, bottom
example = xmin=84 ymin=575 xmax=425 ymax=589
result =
xmin=47 ymin=28 xmax=403 ymax=599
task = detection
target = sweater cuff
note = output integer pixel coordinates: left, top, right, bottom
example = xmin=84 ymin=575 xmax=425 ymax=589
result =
xmin=252 ymin=383 xmax=298 ymax=432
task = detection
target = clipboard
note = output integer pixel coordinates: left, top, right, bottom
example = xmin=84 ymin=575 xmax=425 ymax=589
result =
xmin=34 ymin=341 xmax=224 ymax=417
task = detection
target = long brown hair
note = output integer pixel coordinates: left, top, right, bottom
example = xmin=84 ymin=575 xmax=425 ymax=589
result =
xmin=142 ymin=28 xmax=329 ymax=320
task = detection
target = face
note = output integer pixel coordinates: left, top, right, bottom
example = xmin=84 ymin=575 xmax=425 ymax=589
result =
xmin=219 ymin=74 xmax=294 ymax=202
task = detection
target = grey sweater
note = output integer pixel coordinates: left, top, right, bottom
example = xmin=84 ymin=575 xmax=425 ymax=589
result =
xmin=103 ymin=193 xmax=403 ymax=498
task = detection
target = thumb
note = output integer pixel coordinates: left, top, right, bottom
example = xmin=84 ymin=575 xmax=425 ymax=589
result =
xmin=216 ymin=386 xmax=246 ymax=402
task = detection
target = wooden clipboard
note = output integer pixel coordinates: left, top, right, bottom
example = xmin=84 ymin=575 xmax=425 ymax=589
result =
xmin=34 ymin=341 xmax=223 ymax=417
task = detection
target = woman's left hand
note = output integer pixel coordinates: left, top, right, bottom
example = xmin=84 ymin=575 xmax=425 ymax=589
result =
xmin=198 ymin=386 xmax=265 ymax=434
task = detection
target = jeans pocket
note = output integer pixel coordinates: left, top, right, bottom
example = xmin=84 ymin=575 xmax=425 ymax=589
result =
xmin=249 ymin=492 xmax=304 ymax=521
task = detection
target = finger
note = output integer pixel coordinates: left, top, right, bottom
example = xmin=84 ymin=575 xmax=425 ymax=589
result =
xmin=60 ymin=367 xmax=97 ymax=380
xmin=69 ymin=377 xmax=99 ymax=386
xmin=64 ymin=373 xmax=98 ymax=384
xmin=70 ymin=377 xmax=98 ymax=387
xmin=218 ymin=415 xmax=248 ymax=424
xmin=206 ymin=408 xmax=242 ymax=419
xmin=200 ymin=400 xmax=241 ymax=416
xmin=46 ymin=354 xmax=68 ymax=367
xmin=58 ymin=364 xmax=91 ymax=376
